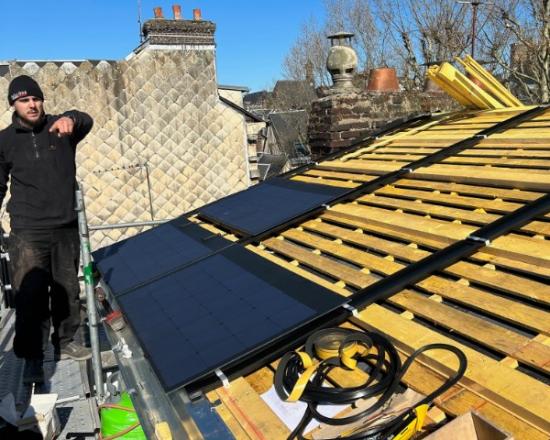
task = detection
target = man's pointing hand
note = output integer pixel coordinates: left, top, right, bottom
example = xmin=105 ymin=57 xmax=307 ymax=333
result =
xmin=49 ymin=116 xmax=74 ymax=137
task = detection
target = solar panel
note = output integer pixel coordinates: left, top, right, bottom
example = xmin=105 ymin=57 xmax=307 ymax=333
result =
xmin=116 ymin=245 xmax=344 ymax=393
xmin=198 ymin=177 xmax=348 ymax=236
xmin=92 ymin=218 xmax=230 ymax=296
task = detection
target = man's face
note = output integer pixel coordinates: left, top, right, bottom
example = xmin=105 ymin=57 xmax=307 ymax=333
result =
xmin=13 ymin=96 xmax=44 ymax=126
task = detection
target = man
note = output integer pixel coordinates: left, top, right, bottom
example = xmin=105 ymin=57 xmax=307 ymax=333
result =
xmin=0 ymin=75 xmax=94 ymax=384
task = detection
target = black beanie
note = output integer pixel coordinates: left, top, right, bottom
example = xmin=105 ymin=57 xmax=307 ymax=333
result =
xmin=8 ymin=75 xmax=44 ymax=105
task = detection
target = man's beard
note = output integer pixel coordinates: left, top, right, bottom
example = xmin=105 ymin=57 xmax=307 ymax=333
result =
xmin=17 ymin=109 xmax=45 ymax=128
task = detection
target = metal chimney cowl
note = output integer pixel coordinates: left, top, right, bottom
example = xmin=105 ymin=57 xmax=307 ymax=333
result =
xmin=326 ymin=32 xmax=358 ymax=92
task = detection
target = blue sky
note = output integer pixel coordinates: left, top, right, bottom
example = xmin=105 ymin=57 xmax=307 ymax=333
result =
xmin=0 ymin=1 xmax=325 ymax=92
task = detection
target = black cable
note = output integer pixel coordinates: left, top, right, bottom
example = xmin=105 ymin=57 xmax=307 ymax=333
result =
xmin=274 ymin=328 xmax=467 ymax=440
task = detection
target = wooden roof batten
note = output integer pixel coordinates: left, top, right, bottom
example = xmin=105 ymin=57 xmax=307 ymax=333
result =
xmin=196 ymin=61 xmax=550 ymax=439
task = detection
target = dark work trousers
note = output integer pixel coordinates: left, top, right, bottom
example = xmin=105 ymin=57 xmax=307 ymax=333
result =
xmin=8 ymin=225 xmax=81 ymax=360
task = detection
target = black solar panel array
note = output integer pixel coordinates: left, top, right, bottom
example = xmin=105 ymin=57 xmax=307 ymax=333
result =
xmin=93 ymin=178 xmax=349 ymax=393
xmin=116 ymin=246 xmax=343 ymax=392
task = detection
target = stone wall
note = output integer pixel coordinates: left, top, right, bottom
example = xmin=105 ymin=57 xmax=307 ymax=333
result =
xmin=0 ymin=40 xmax=250 ymax=248
xmin=308 ymin=90 xmax=458 ymax=156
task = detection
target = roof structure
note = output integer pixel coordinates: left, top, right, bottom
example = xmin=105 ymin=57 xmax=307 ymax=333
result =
xmin=190 ymin=106 xmax=550 ymax=439
xmin=92 ymin=55 xmax=549 ymax=437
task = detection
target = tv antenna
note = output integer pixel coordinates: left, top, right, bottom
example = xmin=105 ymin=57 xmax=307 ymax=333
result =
xmin=137 ymin=0 xmax=144 ymax=43
xmin=457 ymin=1 xmax=494 ymax=58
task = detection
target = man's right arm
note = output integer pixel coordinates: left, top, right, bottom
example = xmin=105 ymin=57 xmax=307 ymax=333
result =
xmin=62 ymin=110 xmax=94 ymax=145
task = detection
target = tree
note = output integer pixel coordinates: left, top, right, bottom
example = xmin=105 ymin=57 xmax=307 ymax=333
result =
xmin=284 ymin=0 xmax=550 ymax=103
xmin=283 ymin=17 xmax=332 ymax=87
xmin=487 ymin=0 xmax=550 ymax=102
xmin=283 ymin=0 xmax=387 ymax=86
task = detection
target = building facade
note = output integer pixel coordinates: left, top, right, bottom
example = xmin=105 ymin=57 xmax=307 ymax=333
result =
xmin=0 ymin=12 xmax=250 ymax=247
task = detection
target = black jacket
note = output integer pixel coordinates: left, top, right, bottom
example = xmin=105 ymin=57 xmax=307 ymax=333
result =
xmin=0 ymin=110 xmax=93 ymax=229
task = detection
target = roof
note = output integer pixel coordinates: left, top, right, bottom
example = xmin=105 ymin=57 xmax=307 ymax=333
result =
xmin=243 ymin=90 xmax=272 ymax=108
xmin=194 ymin=106 xmax=550 ymax=439
xmin=218 ymin=84 xmax=250 ymax=93
xmin=269 ymin=110 xmax=309 ymax=157
xmin=273 ymin=79 xmax=315 ymax=99
xmin=219 ymin=95 xmax=265 ymax=123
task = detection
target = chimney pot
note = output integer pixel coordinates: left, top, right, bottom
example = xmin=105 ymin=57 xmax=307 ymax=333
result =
xmin=366 ymin=67 xmax=399 ymax=92
xmin=193 ymin=8 xmax=202 ymax=21
xmin=172 ymin=4 xmax=182 ymax=20
xmin=153 ymin=6 xmax=163 ymax=18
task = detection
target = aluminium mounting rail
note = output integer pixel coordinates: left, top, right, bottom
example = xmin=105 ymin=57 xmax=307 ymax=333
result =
xmin=112 ymin=105 xmax=549 ymax=299
xmin=188 ymin=190 xmax=550 ymax=394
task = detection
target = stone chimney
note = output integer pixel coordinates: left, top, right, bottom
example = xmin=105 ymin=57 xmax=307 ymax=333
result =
xmin=141 ymin=5 xmax=216 ymax=47
xmin=307 ymin=32 xmax=457 ymax=158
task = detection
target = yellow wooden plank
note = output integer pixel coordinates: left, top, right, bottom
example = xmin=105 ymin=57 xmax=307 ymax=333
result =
xmin=375 ymin=185 xmax=523 ymax=212
xmin=385 ymin=139 xmax=550 ymax=148
xmin=439 ymin=388 xmax=548 ymax=439
xmin=206 ymin=391 xmax=252 ymax=440
xmin=445 ymin=261 xmax=550 ymax=305
xmin=281 ymin=228 xmax=550 ymax=335
xmin=358 ymin=152 xmax=550 ymax=168
xmin=359 ymin=193 xmax=498 ymax=223
xmin=460 ymin=149 xmax=550 ymax=158
xmin=411 ymin=164 xmax=550 ymax=191
xmin=389 ymin=290 xmax=550 ymax=373
xmin=357 ymin=194 xmax=550 ymax=236
xmin=457 ymin=55 xmax=523 ymax=107
xmin=428 ymin=63 xmax=504 ymax=109
xmin=441 ymin=156 xmax=550 ymax=168
xmin=393 ymin=178 xmax=542 ymax=202
xmin=301 ymin=220 xmax=550 ymax=305
xmin=245 ymin=368 xmax=276 ymax=395
xmin=353 ymin=304 xmax=550 ymax=431
xmin=340 ymin=112 xmax=460 ymax=161
xmin=330 ymin=203 xmax=550 ymax=269
xmin=214 ymin=378 xmax=290 ymax=440
xmin=358 ymin=153 xmax=427 ymax=161
xmin=304 ymin=169 xmax=376 ymax=183
xmin=317 ymin=159 xmax=405 ymax=175
xmin=321 ymin=210 xmax=550 ymax=278
xmin=372 ymin=147 xmax=440 ymax=154
xmin=318 ymin=159 xmax=550 ymax=191
xmin=478 ymin=141 xmax=550 ymax=148
xmin=417 ymin=276 xmax=550 ymax=336
xmin=291 ymin=174 xmax=357 ymax=188
xmin=262 ymin=237 xmax=375 ymax=288
xmin=386 ymin=140 xmax=462 ymax=147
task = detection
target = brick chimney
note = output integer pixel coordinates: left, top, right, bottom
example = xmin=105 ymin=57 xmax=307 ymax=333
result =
xmin=141 ymin=5 xmax=216 ymax=47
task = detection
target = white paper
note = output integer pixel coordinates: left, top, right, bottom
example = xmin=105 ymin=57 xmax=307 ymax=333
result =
xmin=261 ymin=385 xmax=348 ymax=434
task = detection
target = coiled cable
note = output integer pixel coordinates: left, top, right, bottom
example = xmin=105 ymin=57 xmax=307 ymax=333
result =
xmin=274 ymin=328 xmax=467 ymax=440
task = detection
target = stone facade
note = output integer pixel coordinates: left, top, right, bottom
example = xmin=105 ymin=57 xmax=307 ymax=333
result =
xmin=308 ymin=90 xmax=458 ymax=156
xmin=0 ymin=19 xmax=250 ymax=248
